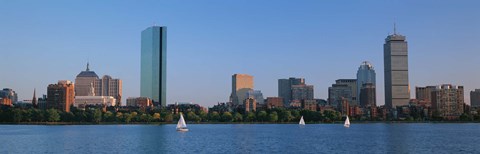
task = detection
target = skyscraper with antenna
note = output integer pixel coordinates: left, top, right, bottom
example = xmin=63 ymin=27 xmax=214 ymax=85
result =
xmin=384 ymin=23 xmax=410 ymax=109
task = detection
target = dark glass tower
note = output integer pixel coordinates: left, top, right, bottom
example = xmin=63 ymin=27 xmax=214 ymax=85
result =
xmin=141 ymin=26 xmax=167 ymax=107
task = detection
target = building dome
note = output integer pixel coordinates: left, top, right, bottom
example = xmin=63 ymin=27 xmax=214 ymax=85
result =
xmin=359 ymin=61 xmax=374 ymax=70
xmin=76 ymin=62 xmax=99 ymax=78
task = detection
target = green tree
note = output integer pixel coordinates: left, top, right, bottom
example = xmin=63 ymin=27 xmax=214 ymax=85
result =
xmin=116 ymin=112 xmax=124 ymax=122
xmin=209 ymin=111 xmax=220 ymax=122
xmin=164 ymin=113 xmax=173 ymax=122
xmin=269 ymin=111 xmax=278 ymax=122
xmin=93 ymin=109 xmax=102 ymax=123
xmin=257 ymin=111 xmax=267 ymax=122
xmin=233 ymin=112 xmax=243 ymax=122
xmin=104 ymin=111 xmax=114 ymax=122
xmin=187 ymin=111 xmax=197 ymax=122
xmin=245 ymin=112 xmax=256 ymax=122
xmin=47 ymin=109 xmax=60 ymax=122
xmin=221 ymin=112 xmax=233 ymax=122
xmin=199 ymin=110 xmax=208 ymax=122
xmin=124 ymin=113 xmax=132 ymax=123
xmin=12 ymin=109 xmax=23 ymax=123
xmin=130 ymin=112 xmax=138 ymax=122
xmin=278 ymin=110 xmax=292 ymax=122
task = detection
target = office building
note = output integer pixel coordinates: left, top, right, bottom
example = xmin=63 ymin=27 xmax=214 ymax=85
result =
xmin=360 ymin=83 xmax=376 ymax=107
xmin=384 ymin=26 xmax=410 ymax=109
xmin=328 ymin=79 xmax=357 ymax=106
xmin=291 ymin=84 xmax=314 ymax=101
xmin=247 ymin=90 xmax=264 ymax=105
xmin=470 ymin=89 xmax=480 ymax=108
xmin=431 ymin=84 xmax=464 ymax=120
xmin=278 ymin=77 xmax=305 ymax=104
xmin=126 ymin=97 xmax=153 ymax=108
xmin=230 ymin=74 xmax=254 ymax=105
xmin=415 ymin=86 xmax=436 ymax=107
xmin=47 ymin=80 xmax=75 ymax=112
xmin=356 ymin=61 xmax=376 ymax=104
xmin=141 ymin=26 xmax=167 ymax=106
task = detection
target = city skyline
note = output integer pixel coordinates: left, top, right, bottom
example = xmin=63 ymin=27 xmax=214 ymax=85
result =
xmin=1 ymin=1 xmax=480 ymax=107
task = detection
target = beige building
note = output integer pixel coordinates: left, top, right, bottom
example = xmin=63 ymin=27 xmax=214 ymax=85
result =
xmin=244 ymin=97 xmax=256 ymax=112
xmin=75 ymin=63 xmax=122 ymax=105
xmin=230 ymin=74 xmax=254 ymax=105
xmin=431 ymin=84 xmax=464 ymax=120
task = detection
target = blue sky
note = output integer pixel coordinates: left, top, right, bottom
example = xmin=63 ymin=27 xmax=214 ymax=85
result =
xmin=1 ymin=0 xmax=479 ymax=107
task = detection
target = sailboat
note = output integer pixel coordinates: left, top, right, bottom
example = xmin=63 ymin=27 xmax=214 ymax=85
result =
xmin=344 ymin=116 xmax=350 ymax=128
xmin=299 ymin=116 xmax=305 ymax=125
xmin=176 ymin=113 xmax=189 ymax=132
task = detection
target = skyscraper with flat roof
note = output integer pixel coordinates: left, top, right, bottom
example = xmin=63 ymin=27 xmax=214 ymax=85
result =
xmin=141 ymin=26 xmax=167 ymax=107
xmin=384 ymin=26 xmax=410 ymax=109
xmin=230 ymin=74 xmax=254 ymax=105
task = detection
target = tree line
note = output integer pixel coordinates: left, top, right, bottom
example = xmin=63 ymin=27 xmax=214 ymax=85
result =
xmin=0 ymin=106 xmax=346 ymax=123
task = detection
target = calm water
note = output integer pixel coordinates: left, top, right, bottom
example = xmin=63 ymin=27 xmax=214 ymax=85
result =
xmin=0 ymin=123 xmax=479 ymax=153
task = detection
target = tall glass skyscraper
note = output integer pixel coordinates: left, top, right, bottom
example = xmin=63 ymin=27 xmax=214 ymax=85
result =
xmin=141 ymin=26 xmax=167 ymax=107
xmin=384 ymin=27 xmax=410 ymax=109
xmin=356 ymin=61 xmax=376 ymax=104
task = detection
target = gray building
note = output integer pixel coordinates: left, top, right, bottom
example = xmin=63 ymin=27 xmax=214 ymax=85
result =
xmin=328 ymin=83 xmax=353 ymax=107
xmin=360 ymin=83 xmax=376 ymax=107
xmin=431 ymin=84 xmax=464 ymax=120
xmin=356 ymin=61 xmax=376 ymax=103
xmin=336 ymin=79 xmax=358 ymax=105
xmin=470 ymin=89 xmax=480 ymax=108
xmin=141 ymin=26 xmax=167 ymax=107
xmin=384 ymin=27 xmax=410 ymax=109
xmin=291 ymin=84 xmax=314 ymax=102
xmin=278 ymin=77 xmax=305 ymax=104
xmin=247 ymin=89 xmax=264 ymax=105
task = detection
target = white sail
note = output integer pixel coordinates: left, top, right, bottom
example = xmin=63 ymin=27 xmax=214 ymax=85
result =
xmin=177 ymin=114 xmax=187 ymax=129
xmin=299 ymin=116 xmax=305 ymax=125
xmin=344 ymin=116 xmax=350 ymax=128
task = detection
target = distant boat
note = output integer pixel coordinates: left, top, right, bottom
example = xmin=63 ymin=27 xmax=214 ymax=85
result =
xmin=344 ymin=116 xmax=350 ymax=128
xmin=176 ymin=113 xmax=189 ymax=132
xmin=299 ymin=116 xmax=305 ymax=125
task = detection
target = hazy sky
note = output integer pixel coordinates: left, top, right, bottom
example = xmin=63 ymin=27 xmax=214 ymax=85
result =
xmin=1 ymin=0 xmax=479 ymax=107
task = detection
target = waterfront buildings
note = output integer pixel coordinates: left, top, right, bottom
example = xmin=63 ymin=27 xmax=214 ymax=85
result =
xmin=328 ymin=79 xmax=357 ymax=107
xmin=126 ymin=97 xmax=153 ymax=109
xmin=75 ymin=63 xmax=122 ymax=105
xmin=230 ymin=74 xmax=254 ymax=105
xmin=0 ymin=88 xmax=18 ymax=104
xmin=384 ymin=27 xmax=410 ymax=109
xmin=431 ymin=84 xmax=464 ymax=120
xmin=0 ymin=97 xmax=12 ymax=106
xmin=247 ymin=90 xmax=264 ymax=105
xmin=291 ymin=84 xmax=314 ymax=102
xmin=266 ymin=97 xmax=283 ymax=109
xmin=47 ymin=80 xmax=75 ymax=112
xmin=360 ymin=83 xmax=376 ymax=107
xmin=244 ymin=97 xmax=256 ymax=112
xmin=278 ymin=77 xmax=305 ymax=105
xmin=415 ymin=86 xmax=436 ymax=107
xmin=470 ymin=89 xmax=480 ymax=108
xmin=141 ymin=26 xmax=167 ymax=107
xmin=356 ymin=61 xmax=376 ymax=106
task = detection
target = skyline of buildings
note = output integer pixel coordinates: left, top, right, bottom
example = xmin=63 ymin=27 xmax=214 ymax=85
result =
xmin=141 ymin=26 xmax=167 ymax=107
xmin=1 ymin=25 xmax=479 ymax=110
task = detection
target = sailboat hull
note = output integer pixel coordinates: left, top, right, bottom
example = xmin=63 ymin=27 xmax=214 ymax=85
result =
xmin=176 ymin=128 xmax=189 ymax=132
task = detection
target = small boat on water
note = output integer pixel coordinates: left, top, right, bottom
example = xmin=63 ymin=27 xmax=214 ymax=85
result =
xmin=344 ymin=116 xmax=350 ymax=128
xmin=299 ymin=116 xmax=305 ymax=125
xmin=176 ymin=113 xmax=189 ymax=132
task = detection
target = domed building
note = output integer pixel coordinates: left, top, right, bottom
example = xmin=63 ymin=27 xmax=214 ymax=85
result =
xmin=74 ymin=63 xmax=122 ymax=106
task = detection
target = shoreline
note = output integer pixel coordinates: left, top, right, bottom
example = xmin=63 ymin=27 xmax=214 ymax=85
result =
xmin=0 ymin=121 xmax=478 ymax=125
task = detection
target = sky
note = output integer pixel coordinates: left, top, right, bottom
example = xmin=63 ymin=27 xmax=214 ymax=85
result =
xmin=0 ymin=0 xmax=479 ymax=107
